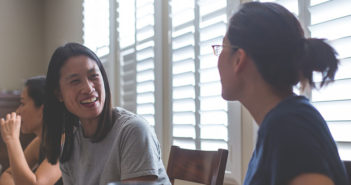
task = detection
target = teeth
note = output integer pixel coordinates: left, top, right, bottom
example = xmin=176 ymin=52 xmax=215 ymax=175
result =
xmin=81 ymin=97 xmax=97 ymax=104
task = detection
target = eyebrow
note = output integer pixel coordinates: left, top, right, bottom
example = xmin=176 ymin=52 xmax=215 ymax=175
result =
xmin=64 ymin=67 xmax=99 ymax=81
xmin=87 ymin=68 xmax=99 ymax=74
xmin=64 ymin=74 xmax=79 ymax=81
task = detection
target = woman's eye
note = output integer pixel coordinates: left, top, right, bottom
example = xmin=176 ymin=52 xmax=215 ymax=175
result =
xmin=70 ymin=79 xmax=80 ymax=84
xmin=91 ymin=74 xmax=99 ymax=79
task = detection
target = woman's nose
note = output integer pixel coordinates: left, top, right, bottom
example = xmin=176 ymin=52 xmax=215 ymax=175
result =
xmin=16 ymin=107 xmax=21 ymax=115
xmin=82 ymin=80 xmax=95 ymax=94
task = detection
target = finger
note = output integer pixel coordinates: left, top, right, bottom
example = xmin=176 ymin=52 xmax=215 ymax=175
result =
xmin=16 ymin=115 xmax=21 ymax=124
xmin=11 ymin=112 xmax=17 ymax=120
xmin=6 ymin=113 xmax=11 ymax=121
xmin=0 ymin=118 xmax=4 ymax=126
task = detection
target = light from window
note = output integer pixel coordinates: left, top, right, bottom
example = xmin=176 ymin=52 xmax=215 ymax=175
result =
xmin=171 ymin=0 xmax=230 ymax=152
xmin=83 ymin=0 xmax=110 ymax=57
xmin=310 ymin=0 xmax=351 ymax=160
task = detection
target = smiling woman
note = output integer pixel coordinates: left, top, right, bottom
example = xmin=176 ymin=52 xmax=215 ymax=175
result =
xmin=56 ymin=55 xmax=106 ymax=137
xmin=42 ymin=43 xmax=171 ymax=185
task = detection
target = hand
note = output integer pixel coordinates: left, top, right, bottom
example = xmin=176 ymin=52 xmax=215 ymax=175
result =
xmin=0 ymin=112 xmax=21 ymax=144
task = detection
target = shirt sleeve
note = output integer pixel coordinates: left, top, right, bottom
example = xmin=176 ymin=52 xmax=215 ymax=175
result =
xmin=119 ymin=117 xmax=162 ymax=180
xmin=264 ymin=117 xmax=333 ymax=185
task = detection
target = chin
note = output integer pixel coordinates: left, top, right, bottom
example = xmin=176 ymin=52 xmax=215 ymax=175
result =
xmin=221 ymin=93 xmax=231 ymax=101
xmin=221 ymin=92 xmax=237 ymax=101
xmin=21 ymin=128 xmax=29 ymax=134
xmin=83 ymin=109 xmax=103 ymax=120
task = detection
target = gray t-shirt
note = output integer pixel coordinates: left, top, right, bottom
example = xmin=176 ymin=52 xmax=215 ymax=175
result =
xmin=60 ymin=107 xmax=171 ymax=185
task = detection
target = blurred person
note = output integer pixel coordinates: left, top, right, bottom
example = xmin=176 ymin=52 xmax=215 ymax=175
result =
xmin=0 ymin=76 xmax=62 ymax=185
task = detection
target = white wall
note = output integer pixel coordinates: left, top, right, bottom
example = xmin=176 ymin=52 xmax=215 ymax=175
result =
xmin=44 ymin=0 xmax=84 ymax=66
xmin=0 ymin=0 xmax=83 ymax=90
xmin=0 ymin=0 xmax=45 ymax=90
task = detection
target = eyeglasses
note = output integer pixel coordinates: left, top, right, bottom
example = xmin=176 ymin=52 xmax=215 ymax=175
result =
xmin=211 ymin=45 xmax=239 ymax=56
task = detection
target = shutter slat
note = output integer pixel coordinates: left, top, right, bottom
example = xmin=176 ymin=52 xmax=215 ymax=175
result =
xmin=309 ymin=0 xmax=351 ymax=160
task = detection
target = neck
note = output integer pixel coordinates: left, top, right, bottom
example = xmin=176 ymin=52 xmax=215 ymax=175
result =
xmin=80 ymin=117 xmax=99 ymax=137
xmin=240 ymin=83 xmax=292 ymax=125
xmin=34 ymin=126 xmax=43 ymax=139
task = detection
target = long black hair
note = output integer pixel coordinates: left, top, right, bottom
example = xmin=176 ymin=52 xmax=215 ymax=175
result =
xmin=25 ymin=76 xmax=46 ymax=108
xmin=227 ymin=2 xmax=338 ymax=91
xmin=23 ymin=76 xmax=47 ymax=162
xmin=42 ymin=43 xmax=113 ymax=164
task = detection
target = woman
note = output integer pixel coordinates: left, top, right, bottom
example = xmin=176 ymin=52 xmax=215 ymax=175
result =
xmin=216 ymin=2 xmax=349 ymax=185
xmin=42 ymin=43 xmax=170 ymax=185
xmin=0 ymin=76 xmax=62 ymax=185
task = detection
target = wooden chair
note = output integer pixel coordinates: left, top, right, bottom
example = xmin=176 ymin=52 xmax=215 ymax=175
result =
xmin=344 ymin=161 xmax=351 ymax=185
xmin=167 ymin=145 xmax=228 ymax=185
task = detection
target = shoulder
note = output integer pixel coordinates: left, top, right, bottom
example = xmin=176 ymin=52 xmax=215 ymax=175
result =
xmin=26 ymin=136 xmax=41 ymax=149
xmin=112 ymin=107 xmax=151 ymax=132
xmin=111 ymin=107 xmax=156 ymax=142
xmin=113 ymin=107 xmax=138 ymax=125
xmin=262 ymin=96 xmax=323 ymax=131
xmin=24 ymin=136 xmax=41 ymax=158
xmin=258 ymin=96 xmax=331 ymax=151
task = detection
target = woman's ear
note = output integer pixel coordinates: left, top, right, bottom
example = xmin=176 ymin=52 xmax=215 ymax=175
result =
xmin=54 ymin=89 xmax=63 ymax=102
xmin=233 ymin=48 xmax=249 ymax=73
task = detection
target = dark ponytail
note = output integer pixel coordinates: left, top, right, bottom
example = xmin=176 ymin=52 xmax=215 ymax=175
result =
xmin=227 ymin=2 xmax=339 ymax=91
xmin=300 ymin=38 xmax=339 ymax=88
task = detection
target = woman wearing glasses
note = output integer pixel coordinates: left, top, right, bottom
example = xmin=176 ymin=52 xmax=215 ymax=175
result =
xmin=216 ymin=2 xmax=348 ymax=185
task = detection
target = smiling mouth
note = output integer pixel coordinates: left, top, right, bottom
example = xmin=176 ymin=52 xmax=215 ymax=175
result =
xmin=81 ymin=97 xmax=98 ymax=104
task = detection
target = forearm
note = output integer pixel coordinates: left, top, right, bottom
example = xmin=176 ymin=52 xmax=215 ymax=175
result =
xmin=0 ymin=170 xmax=15 ymax=185
xmin=6 ymin=139 xmax=37 ymax=185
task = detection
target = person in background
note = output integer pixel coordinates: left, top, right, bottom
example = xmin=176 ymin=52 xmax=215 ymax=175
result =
xmin=41 ymin=43 xmax=170 ymax=185
xmin=0 ymin=76 xmax=62 ymax=185
xmin=215 ymin=2 xmax=349 ymax=185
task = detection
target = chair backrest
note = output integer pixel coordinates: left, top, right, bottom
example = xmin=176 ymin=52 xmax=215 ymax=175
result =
xmin=344 ymin=160 xmax=351 ymax=185
xmin=167 ymin=146 xmax=228 ymax=185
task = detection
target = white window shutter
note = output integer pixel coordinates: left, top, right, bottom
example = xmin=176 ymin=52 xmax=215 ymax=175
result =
xmin=117 ymin=0 xmax=157 ymax=128
xmin=170 ymin=0 xmax=241 ymax=183
xmin=118 ymin=0 xmax=136 ymax=112
xmin=309 ymin=0 xmax=351 ymax=160
xmin=171 ymin=0 xmax=197 ymax=149
xmin=136 ymin=0 xmax=157 ymax=127
xmin=83 ymin=0 xmax=110 ymax=57
xmin=170 ymin=0 xmax=230 ymax=151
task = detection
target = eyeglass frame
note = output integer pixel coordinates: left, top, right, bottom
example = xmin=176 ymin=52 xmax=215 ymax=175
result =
xmin=211 ymin=44 xmax=239 ymax=56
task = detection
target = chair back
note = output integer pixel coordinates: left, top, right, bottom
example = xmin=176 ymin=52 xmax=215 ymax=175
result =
xmin=167 ymin=146 xmax=228 ymax=185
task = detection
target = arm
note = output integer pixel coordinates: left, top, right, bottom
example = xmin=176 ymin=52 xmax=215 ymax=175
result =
xmin=0 ymin=169 xmax=15 ymax=185
xmin=0 ymin=113 xmax=61 ymax=185
xmin=122 ymin=176 xmax=157 ymax=182
xmin=119 ymin=118 xmax=162 ymax=181
xmin=289 ymin=173 xmax=334 ymax=185
xmin=0 ymin=134 xmax=40 ymax=185
xmin=33 ymin=159 xmax=61 ymax=185
xmin=263 ymin=116 xmax=340 ymax=185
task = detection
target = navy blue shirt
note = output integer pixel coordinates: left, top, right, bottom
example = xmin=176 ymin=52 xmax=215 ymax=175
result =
xmin=243 ymin=96 xmax=349 ymax=185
